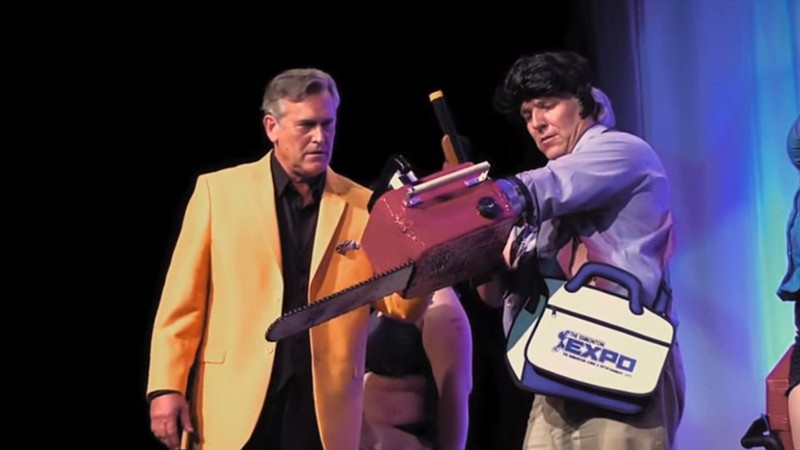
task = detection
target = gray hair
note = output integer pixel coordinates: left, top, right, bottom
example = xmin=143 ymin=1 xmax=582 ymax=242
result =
xmin=261 ymin=68 xmax=340 ymax=119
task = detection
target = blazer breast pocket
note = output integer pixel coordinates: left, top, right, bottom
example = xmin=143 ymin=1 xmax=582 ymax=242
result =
xmin=334 ymin=239 xmax=362 ymax=258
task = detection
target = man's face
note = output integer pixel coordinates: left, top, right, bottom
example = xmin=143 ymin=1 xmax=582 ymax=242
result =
xmin=264 ymin=91 xmax=337 ymax=181
xmin=520 ymin=96 xmax=595 ymax=160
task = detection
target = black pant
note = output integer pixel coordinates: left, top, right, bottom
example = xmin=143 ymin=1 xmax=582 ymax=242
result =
xmin=242 ymin=374 xmax=323 ymax=450
xmin=791 ymin=301 xmax=800 ymax=392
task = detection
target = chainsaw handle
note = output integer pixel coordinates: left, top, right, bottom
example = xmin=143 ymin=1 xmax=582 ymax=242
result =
xmin=407 ymin=162 xmax=490 ymax=196
xmin=429 ymin=90 xmax=468 ymax=164
xmin=404 ymin=162 xmax=491 ymax=207
xmin=564 ymin=262 xmax=645 ymax=315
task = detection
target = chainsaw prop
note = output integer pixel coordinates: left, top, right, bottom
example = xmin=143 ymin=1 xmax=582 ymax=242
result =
xmin=266 ymin=92 xmax=530 ymax=342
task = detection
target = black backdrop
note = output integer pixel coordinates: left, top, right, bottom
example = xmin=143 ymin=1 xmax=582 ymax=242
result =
xmin=130 ymin=4 xmax=600 ymax=448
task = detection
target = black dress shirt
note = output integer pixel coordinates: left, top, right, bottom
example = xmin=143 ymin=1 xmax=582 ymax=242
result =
xmin=243 ymin=154 xmax=325 ymax=450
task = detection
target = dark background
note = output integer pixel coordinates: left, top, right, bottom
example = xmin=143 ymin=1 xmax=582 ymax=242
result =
xmin=130 ymin=4 xmax=600 ymax=448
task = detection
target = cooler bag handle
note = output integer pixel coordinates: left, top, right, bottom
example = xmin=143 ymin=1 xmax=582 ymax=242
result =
xmin=565 ymin=262 xmax=645 ymax=315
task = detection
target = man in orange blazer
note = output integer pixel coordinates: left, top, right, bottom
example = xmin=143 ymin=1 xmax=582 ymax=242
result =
xmin=147 ymin=68 xmax=431 ymax=450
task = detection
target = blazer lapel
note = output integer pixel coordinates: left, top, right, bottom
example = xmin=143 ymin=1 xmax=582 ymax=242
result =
xmin=254 ymin=153 xmax=282 ymax=272
xmin=309 ymin=171 xmax=346 ymax=299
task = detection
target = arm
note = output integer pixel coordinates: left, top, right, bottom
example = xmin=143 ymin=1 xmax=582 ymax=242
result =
xmin=476 ymin=223 xmax=530 ymax=308
xmin=420 ymin=287 xmax=473 ymax=450
xmin=791 ymin=384 xmax=800 ymax=450
xmin=375 ymin=292 xmax=431 ymax=324
xmin=791 ymin=340 xmax=800 ymax=450
xmin=475 ymin=271 xmax=507 ymax=308
xmin=516 ymin=132 xmax=664 ymax=225
xmin=147 ymin=176 xmax=212 ymax=446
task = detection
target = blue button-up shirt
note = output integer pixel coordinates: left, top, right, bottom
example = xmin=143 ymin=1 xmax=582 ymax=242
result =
xmin=514 ymin=124 xmax=675 ymax=314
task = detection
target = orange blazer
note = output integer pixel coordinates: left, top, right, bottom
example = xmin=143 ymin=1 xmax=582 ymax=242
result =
xmin=147 ymin=153 xmax=428 ymax=450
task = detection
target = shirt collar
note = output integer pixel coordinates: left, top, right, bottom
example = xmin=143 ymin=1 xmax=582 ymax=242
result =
xmin=572 ymin=123 xmax=608 ymax=154
xmin=270 ymin=152 xmax=326 ymax=201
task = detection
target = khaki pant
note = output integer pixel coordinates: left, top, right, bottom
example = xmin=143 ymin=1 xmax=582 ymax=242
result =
xmin=522 ymin=343 xmax=685 ymax=450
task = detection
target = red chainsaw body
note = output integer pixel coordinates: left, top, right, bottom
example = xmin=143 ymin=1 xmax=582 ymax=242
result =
xmin=362 ymin=162 xmax=517 ymax=297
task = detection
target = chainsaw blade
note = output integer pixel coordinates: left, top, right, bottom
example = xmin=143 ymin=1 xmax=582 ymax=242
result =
xmin=265 ymin=262 xmax=415 ymax=342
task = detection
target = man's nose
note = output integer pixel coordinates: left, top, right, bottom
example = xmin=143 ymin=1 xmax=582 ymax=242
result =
xmin=529 ymin=113 xmax=546 ymax=133
xmin=310 ymin=125 xmax=325 ymax=144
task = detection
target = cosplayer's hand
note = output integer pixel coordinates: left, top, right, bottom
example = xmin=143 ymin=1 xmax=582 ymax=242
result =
xmin=150 ymin=392 xmax=194 ymax=449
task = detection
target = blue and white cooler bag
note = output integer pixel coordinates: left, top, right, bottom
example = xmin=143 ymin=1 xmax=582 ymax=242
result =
xmin=505 ymin=262 xmax=675 ymax=414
